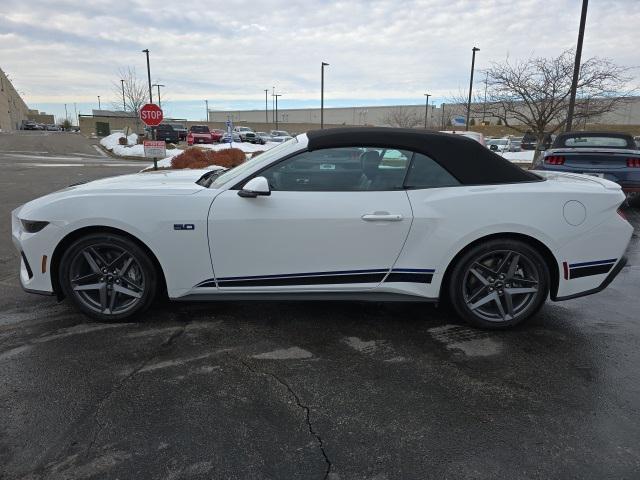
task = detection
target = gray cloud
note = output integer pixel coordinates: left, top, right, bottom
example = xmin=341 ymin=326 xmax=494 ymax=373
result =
xmin=1 ymin=0 xmax=637 ymax=109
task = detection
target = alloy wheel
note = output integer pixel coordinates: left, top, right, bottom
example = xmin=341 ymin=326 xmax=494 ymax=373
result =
xmin=462 ymin=250 xmax=539 ymax=323
xmin=68 ymin=243 xmax=145 ymax=315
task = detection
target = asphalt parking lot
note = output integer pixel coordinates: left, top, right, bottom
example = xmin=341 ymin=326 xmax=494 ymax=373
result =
xmin=1 ymin=131 xmax=639 ymax=479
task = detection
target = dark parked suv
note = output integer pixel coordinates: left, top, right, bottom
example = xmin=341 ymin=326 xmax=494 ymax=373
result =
xmin=168 ymin=123 xmax=188 ymax=141
xmin=521 ymin=132 xmax=553 ymax=150
xmin=155 ymin=124 xmax=180 ymax=143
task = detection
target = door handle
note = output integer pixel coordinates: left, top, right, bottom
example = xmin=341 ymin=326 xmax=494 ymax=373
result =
xmin=361 ymin=213 xmax=403 ymax=222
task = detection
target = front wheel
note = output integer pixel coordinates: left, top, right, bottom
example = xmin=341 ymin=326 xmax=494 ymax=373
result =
xmin=59 ymin=233 xmax=158 ymax=321
xmin=448 ymin=239 xmax=550 ymax=329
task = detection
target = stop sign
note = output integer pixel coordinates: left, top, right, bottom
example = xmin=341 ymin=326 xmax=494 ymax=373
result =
xmin=140 ymin=103 xmax=163 ymax=126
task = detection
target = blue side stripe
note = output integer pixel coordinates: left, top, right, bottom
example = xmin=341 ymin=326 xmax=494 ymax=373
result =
xmin=569 ymin=259 xmax=617 ymax=268
xmin=217 ymin=268 xmax=389 ymax=282
xmin=392 ymin=268 xmax=436 ymax=273
xmin=195 ymin=267 xmax=436 ymax=288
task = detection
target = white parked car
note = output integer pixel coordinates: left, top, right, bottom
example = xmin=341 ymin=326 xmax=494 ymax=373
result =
xmin=233 ymin=126 xmax=254 ymax=141
xmin=487 ymin=138 xmax=512 ymax=153
xmin=12 ymin=128 xmax=632 ymax=329
xmin=440 ymin=130 xmax=485 ymax=147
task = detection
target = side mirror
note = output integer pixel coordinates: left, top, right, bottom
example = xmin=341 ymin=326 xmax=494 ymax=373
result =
xmin=238 ymin=176 xmax=271 ymax=198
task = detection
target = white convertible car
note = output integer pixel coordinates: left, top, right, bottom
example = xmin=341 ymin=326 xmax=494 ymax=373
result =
xmin=12 ymin=128 xmax=632 ymax=328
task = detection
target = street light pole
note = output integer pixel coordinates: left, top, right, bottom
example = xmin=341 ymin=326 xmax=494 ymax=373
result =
xmin=273 ymin=93 xmax=282 ymax=129
xmin=466 ymin=46 xmax=480 ymax=131
xmin=423 ymin=93 xmax=430 ymax=129
xmin=97 ymin=96 xmax=101 ymax=110
xmin=321 ymin=62 xmax=329 ymax=129
xmin=566 ymin=0 xmax=588 ymax=132
xmin=482 ymin=71 xmax=488 ymax=125
xmin=272 ymin=86 xmax=275 ymax=124
xmin=152 ymin=84 xmax=165 ymax=109
xmin=264 ymin=89 xmax=268 ymax=124
xmin=205 ymin=99 xmax=209 ymax=122
xmin=441 ymin=103 xmax=446 ymax=129
xmin=142 ymin=49 xmax=153 ymax=103
xmin=121 ymin=79 xmax=126 ymax=111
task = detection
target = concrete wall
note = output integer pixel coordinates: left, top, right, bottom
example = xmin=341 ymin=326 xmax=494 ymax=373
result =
xmin=0 ymin=67 xmax=30 ymax=131
xmin=26 ymin=113 xmax=55 ymax=124
xmin=209 ymin=97 xmax=640 ymax=128
xmin=209 ymin=104 xmax=442 ymax=128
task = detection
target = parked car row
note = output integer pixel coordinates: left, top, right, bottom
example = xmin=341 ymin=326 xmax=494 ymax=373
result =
xmin=22 ymin=121 xmax=64 ymax=131
xmin=149 ymin=123 xmax=294 ymax=146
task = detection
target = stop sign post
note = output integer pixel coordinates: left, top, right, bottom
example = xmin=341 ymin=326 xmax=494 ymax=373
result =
xmin=140 ymin=104 xmax=164 ymax=169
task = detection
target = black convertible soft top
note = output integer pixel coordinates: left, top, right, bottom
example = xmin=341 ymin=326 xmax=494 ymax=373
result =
xmin=306 ymin=127 xmax=541 ymax=185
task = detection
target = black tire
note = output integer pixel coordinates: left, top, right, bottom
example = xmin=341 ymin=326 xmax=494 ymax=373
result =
xmin=59 ymin=233 xmax=158 ymax=321
xmin=448 ymin=238 xmax=550 ymax=329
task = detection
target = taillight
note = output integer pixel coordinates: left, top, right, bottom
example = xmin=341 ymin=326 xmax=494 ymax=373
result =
xmin=545 ymin=155 xmax=565 ymax=165
xmin=617 ymin=207 xmax=627 ymax=220
xmin=626 ymin=157 xmax=640 ymax=167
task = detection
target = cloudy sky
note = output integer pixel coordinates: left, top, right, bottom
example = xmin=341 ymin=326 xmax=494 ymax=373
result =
xmin=1 ymin=0 xmax=638 ymax=120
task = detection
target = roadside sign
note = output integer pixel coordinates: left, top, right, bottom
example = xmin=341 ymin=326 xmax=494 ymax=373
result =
xmin=140 ymin=104 xmax=163 ymax=127
xmin=226 ymin=118 xmax=233 ymax=144
xmin=143 ymin=140 xmax=166 ymax=158
xmin=452 ymin=115 xmax=466 ymax=127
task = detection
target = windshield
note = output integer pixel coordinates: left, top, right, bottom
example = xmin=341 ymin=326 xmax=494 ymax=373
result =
xmin=191 ymin=126 xmax=210 ymax=133
xmin=561 ymin=135 xmax=633 ymax=149
xmin=272 ymin=131 xmax=289 ymax=136
xmin=210 ymin=138 xmax=299 ymax=188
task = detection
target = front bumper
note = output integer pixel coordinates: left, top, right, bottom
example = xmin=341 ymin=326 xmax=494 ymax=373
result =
xmin=11 ymin=209 xmax=56 ymax=295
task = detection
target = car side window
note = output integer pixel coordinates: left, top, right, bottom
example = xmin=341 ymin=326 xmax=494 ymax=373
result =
xmin=260 ymin=147 xmax=411 ymax=192
xmin=404 ymin=153 xmax=460 ymax=189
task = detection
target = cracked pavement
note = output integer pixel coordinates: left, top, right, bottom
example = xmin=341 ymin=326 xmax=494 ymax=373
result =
xmin=1 ymin=132 xmax=640 ymax=479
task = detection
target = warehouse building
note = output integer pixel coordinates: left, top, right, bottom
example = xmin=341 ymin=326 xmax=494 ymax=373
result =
xmin=0 ymin=67 xmax=30 ymax=131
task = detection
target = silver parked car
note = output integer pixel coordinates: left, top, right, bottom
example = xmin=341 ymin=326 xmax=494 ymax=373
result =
xmin=270 ymin=130 xmax=293 ymax=143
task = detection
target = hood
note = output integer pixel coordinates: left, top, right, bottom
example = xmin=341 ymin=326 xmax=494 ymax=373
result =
xmin=14 ymin=169 xmax=213 ymax=220
xmin=65 ymin=169 xmax=211 ymax=194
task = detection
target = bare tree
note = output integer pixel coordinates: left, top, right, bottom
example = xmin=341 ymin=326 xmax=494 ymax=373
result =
xmin=381 ymin=106 xmax=424 ymax=128
xmin=481 ymin=50 xmax=632 ymax=148
xmin=112 ymin=67 xmax=148 ymax=132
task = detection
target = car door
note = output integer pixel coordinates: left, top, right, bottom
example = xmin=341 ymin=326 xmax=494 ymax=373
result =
xmin=207 ymin=147 xmax=413 ymax=291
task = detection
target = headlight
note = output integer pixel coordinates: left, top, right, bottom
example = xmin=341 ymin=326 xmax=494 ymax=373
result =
xmin=21 ymin=220 xmax=49 ymax=233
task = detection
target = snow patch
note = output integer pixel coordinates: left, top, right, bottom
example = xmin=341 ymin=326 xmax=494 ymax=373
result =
xmin=343 ymin=336 xmax=378 ymax=354
xmin=252 ymin=346 xmax=313 ymax=360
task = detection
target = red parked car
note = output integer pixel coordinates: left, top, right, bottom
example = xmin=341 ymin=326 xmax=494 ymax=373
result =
xmin=187 ymin=125 xmax=214 ymax=146
xmin=211 ymin=129 xmax=225 ymax=142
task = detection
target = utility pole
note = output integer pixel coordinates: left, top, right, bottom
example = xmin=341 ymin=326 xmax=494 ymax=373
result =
xmin=482 ymin=71 xmax=488 ymax=125
xmin=205 ymin=99 xmax=209 ymax=122
xmin=153 ymin=84 xmax=165 ymax=109
xmin=273 ymin=93 xmax=282 ymax=129
xmin=566 ymin=0 xmax=588 ymax=132
xmin=264 ymin=89 xmax=269 ymax=124
xmin=97 ymin=96 xmax=101 ymax=110
xmin=121 ymin=79 xmax=126 ymax=111
xmin=441 ymin=103 xmax=446 ymax=129
xmin=142 ymin=49 xmax=153 ymax=103
xmin=466 ymin=46 xmax=480 ymax=131
xmin=73 ymin=103 xmax=77 ymax=126
xmin=321 ymin=62 xmax=329 ymax=129
xmin=423 ymin=93 xmax=430 ymax=129
xmin=64 ymin=103 xmax=68 ymax=122
xmin=272 ymin=86 xmax=275 ymax=124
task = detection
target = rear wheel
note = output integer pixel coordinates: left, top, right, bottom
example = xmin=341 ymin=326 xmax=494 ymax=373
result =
xmin=59 ymin=233 xmax=158 ymax=321
xmin=448 ymin=239 xmax=549 ymax=329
